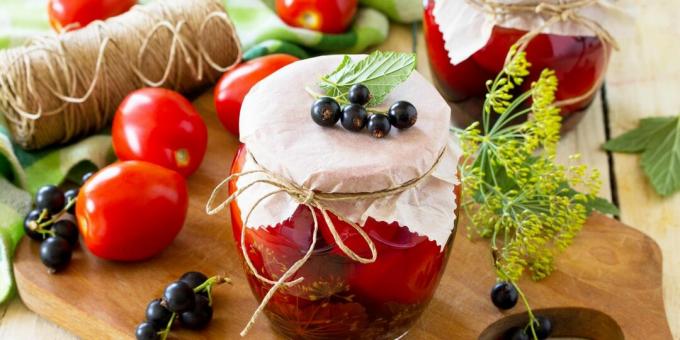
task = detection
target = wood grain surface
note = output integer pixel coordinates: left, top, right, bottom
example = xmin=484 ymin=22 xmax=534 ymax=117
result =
xmin=605 ymin=2 xmax=680 ymax=339
xmin=3 ymin=1 xmax=680 ymax=337
xmin=10 ymin=86 xmax=673 ymax=339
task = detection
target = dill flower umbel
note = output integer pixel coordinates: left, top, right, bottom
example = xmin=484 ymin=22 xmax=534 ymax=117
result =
xmin=455 ymin=46 xmax=613 ymax=339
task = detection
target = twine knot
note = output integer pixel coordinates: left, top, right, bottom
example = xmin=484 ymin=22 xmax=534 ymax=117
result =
xmin=299 ymin=188 xmax=316 ymax=205
xmin=206 ymin=148 xmax=447 ymax=336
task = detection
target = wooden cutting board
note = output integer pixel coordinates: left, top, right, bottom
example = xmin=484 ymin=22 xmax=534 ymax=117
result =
xmin=12 ymin=92 xmax=673 ymax=339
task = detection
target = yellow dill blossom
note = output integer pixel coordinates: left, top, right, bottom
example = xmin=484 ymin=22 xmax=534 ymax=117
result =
xmin=453 ymin=46 xmax=617 ymax=340
xmin=455 ymin=48 xmax=608 ymax=284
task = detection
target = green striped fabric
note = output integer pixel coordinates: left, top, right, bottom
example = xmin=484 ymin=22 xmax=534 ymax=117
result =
xmin=225 ymin=0 xmax=390 ymax=54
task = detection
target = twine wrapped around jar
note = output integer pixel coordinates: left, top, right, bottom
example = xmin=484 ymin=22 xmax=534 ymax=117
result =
xmin=0 ymin=0 xmax=241 ymax=150
xmin=206 ymin=147 xmax=448 ymax=336
xmin=464 ymin=0 xmax=620 ymax=107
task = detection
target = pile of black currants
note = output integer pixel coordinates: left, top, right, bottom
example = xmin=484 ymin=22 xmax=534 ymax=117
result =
xmin=311 ymin=84 xmax=418 ymax=138
xmin=136 ymin=271 xmax=231 ymax=340
xmin=491 ymin=281 xmax=554 ymax=340
xmin=23 ymin=171 xmax=95 ymax=273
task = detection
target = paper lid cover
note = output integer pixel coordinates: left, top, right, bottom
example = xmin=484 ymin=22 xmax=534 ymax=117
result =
xmin=237 ymin=55 xmax=461 ymax=248
xmin=432 ymin=0 xmax=633 ymax=65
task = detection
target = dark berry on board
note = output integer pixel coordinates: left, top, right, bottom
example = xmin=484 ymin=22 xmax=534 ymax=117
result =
xmin=367 ymin=114 xmax=391 ymax=138
xmin=135 ymin=322 xmax=159 ymax=340
xmin=81 ymin=171 xmax=96 ymax=185
xmin=178 ymin=294 xmax=213 ymax=330
xmin=388 ymin=100 xmax=417 ymax=129
xmin=507 ymin=327 xmax=530 ymax=340
xmin=24 ymin=209 xmax=48 ymax=241
xmin=491 ymin=281 xmax=518 ymax=310
xmin=348 ymin=84 xmax=370 ymax=105
xmin=39 ymin=236 xmax=72 ymax=272
xmin=35 ymin=185 xmax=65 ymax=214
xmin=163 ymin=281 xmax=196 ymax=313
xmin=64 ymin=188 xmax=79 ymax=215
xmin=52 ymin=220 xmax=79 ymax=247
xmin=146 ymin=299 xmax=173 ymax=329
xmin=533 ymin=315 xmax=553 ymax=339
xmin=311 ymin=97 xmax=341 ymax=127
xmin=179 ymin=271 xmax=208 ymax=291
xmin=340 ymin=104 xmax=368 ymax=132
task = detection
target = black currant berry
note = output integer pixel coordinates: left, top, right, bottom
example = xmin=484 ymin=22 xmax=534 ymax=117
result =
xmin=81 ymin=171 xmax=96 ymax=185
xmin=35 ymin=185 xmax=65 ymax=214
xmin=311 ymin=97 xmax=341 ymax=127
xmin=507 ymin=327 xmax=529 ymax=340
xmin=367 ymin=114 xmax=391 ymax=138
xmin=180 ymin=271 xmax=208 ymax=290
xmin=490 ymin=281 xmax=518 ymax=310
xmin=24 ymin=209 xmax=48 ymax=241
xmin=533 ymin=315 xmax=553 ymax=339
xmin=388 ymin=101 xmax=417 ymax=129
xmin=340 ymin=104 xmax=368 ymax=132
xmin=40 ymin=236 xmax=72 ymax=272
xmin=135 ymin=322 xmax=159 ymax=340
xmin=178 ymin=294 xmax=213 ymax=330
xmin=348 ymin=84 xmax=370 ymax=105
xmin=146 ymin=299 xmax=173 ymax=329
xmin=52 ymin=220 xmax=79 ymax=247
xmin=163 ymin=281 xmax=196 ymax=313
xmin=64 ymin=188 xmax=79 ymax=215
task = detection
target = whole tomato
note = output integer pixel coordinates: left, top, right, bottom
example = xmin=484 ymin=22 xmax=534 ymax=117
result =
xmin=47 ymin=0 xmax=137 ymax=32
xmin=76 ymin=161 xmax=188 ymax=261
xmin=214 ymin=54 xmax=299 ymax=136
xmin=112 ymin=88 xmax=207 ymax=177
xmin=275 ymin=0 xmax=357 ymax=34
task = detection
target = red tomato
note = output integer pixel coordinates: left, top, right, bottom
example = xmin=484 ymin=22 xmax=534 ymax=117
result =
xmin=47 ymin=0 xmax=136 ymax=32
xmin=112 ymin=88 xmax=207 ymax=177
xmin=214 ymin=54 xmax=299 ymax=136
xmin=76 ymin=161 xmax=188 ymax=261
xmin=275 ymin=0 xmax=357 ymax=34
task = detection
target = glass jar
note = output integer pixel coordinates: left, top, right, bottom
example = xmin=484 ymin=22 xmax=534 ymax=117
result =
xmin=423 ymin=0 xmax=609 ymax=132
xmin=229 ymin=144 xmax=461 ymax=339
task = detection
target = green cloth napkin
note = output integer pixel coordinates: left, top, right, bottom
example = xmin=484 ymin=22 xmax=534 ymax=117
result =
xmin=226 ymin=0 xmax=390 ymax=54
xmin=360 ymin=0 xmax=423 ymax=23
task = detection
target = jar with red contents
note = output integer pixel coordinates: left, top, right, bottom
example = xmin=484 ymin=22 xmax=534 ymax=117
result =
xmin=220 ymin=55 xmax=462 ymax=339
xmin=423 ymin=0 xmax=623 ymax=132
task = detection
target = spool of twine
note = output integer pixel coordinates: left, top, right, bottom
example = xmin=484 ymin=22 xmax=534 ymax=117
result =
xmin=0 ymin=0 xmax=241 ymax=150
xmin=465 ymin=0 xmax=619 ymax=107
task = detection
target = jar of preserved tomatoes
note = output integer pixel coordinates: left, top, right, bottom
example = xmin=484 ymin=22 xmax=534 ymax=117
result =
xmin=211 ymin=55 xmax=462 ymax=339
xmin=423 ymin=0 xmax=629 ymax=132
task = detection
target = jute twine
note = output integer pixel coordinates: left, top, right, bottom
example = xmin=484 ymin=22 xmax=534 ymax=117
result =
xmin=206 ymin=148 xmax=448 ymax=336
xmin=0 ymin=0 xmax=241 ymax=150
xmin=465 ymin=0 xmax=619 ymax=107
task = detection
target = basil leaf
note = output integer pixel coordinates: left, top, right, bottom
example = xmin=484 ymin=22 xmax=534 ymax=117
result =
xmin=640 ymin=116 xmax=680 ymax=196
xmin=603 ymin=116 xmax=676 ymax=153
xmin=320 ymin=51 xmax=416 ymax=106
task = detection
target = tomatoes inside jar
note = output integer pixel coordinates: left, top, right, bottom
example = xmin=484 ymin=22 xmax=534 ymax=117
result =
xmin=229 ymin=145 xmax=461 ymax=339
xmin=423 ymin=0 xmax=608 ymax=132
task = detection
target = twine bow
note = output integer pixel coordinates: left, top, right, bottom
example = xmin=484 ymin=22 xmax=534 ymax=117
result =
xmin=206 ymin=148 xmax=447 ymax=336
xmin=465 ymin=0 xmax=619 ymax=107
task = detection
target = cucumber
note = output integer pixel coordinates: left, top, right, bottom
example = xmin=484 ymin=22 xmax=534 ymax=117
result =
xmin=243 ymin=39 xmax=310 ymax=61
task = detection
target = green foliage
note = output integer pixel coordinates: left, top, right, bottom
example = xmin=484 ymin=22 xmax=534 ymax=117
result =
xmin=456 ymin=48 xmax=607 ymax=283
xmin=604 ymin=116 xmax=680 ymax=196
xmin=319 ymin=51 xmax=416 ymax=106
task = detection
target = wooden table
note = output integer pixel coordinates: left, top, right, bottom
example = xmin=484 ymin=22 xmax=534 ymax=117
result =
xmin=2 ymin=1 xmax=679 ymax=338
